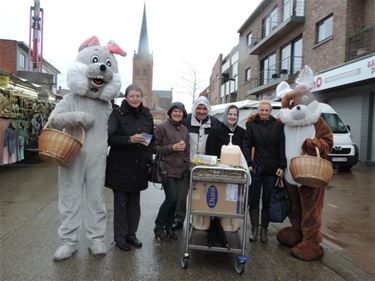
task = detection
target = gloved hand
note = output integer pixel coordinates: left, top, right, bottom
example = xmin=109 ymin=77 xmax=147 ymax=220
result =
xmin=302 ymin=138 xmax=322 ymax=156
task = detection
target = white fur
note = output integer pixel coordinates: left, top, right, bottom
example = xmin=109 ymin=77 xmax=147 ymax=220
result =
xmin=276 ymin=81 xmax=292 ymax=99
xmin=67 ymin=62 xmax=89 ymax=96
xmin=48 ymin=38 xmax=123 ymax=252
xmin=277 ymin=101 xmax=320 ymax=127
xmin=284 ymin=125 xmax=316 ymax=186
xmin=295 ymin=65 xmax=314 ymax=89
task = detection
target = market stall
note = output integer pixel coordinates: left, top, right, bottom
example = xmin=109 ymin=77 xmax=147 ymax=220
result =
xmin=0 ymin=87 xmax=55 ymax=165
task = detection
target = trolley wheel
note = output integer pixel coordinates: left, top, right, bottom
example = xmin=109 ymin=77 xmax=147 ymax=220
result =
xmin=235 ymin=255 xmax=248 ymax=275
xmin=180 ymin=255 xmax=189 ymax=269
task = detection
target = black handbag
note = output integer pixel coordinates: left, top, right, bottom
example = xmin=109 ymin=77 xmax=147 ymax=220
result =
xmin=269 ymin=176 xmax=290 ymax=223
xmin=148 ymin=151 xmax=168 ymax=184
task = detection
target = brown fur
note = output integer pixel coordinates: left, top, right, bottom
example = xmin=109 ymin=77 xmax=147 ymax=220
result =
xmin=277 ymin=84 xmax=333 ymax=261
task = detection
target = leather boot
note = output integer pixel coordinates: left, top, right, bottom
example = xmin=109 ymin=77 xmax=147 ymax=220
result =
xmin=249 ymin=209 xmax=259 ymax=242
xmin=260 ymin=209 xmax=269 ymax=243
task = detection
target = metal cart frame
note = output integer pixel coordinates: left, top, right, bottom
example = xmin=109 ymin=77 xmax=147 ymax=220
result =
xmin=180 ymin=165 xmax=250 ymax=274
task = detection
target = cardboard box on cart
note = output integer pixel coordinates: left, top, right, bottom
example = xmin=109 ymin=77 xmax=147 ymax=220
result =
xmin=191 ymin=181 xmax=244 ymax=215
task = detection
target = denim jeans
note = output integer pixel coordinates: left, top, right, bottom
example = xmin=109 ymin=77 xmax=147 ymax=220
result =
xmin=155 ymin=177 xmax=185 ymax=230
xmin=248 ymin=173 xmax=277 ymax=211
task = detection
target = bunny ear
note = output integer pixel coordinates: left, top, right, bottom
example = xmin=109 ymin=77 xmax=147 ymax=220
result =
xmin=78 ymin=36 xmax=100 ymax=51
xmin=295 ymin=65 xmax=314 ymax=88
xmin=276 ymin=81 xmax=292 ymax=99
xmin=106 ymin=40 xmax=127 ymax=57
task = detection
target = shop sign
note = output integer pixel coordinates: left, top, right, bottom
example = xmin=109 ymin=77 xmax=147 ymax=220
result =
xmin=0 ymin=76 xmax=9 ymax=87
xmin=312 ymin=55 xmax=375 ymax=92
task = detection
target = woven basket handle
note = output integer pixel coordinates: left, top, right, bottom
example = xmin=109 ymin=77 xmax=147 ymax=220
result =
xmin=43 ymin=119 xmax=85 ymax=144
xmin=315 ymin=146 xmax=320 ymax=158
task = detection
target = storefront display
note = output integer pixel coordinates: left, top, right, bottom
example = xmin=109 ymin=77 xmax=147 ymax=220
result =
xmin=0 ymin=88 xmax=55 ymax=165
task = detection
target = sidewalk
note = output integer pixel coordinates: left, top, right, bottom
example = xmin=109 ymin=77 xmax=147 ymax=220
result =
xmin=0 ymin=162 xmax=374 ymax=280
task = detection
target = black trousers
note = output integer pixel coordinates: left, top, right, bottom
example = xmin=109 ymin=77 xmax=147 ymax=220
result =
xmin=174 ymin=174 xmax=189 ymax=223
xmin=113 ymin=190 xmax=141 ymax=243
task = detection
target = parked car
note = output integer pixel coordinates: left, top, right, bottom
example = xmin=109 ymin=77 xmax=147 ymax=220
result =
xmin=211 ymin=100 xmax=359 ymax=170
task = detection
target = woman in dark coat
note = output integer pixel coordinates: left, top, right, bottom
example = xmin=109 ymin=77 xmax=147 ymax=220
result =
xmin=205 ymin=104 xmax=245 ymax=238
xmin=206 ymin=104 xmax=245 ymax=158
xmin=243 ymin=100 xmax=286 ymax=243
xmin=105 ymin=84 xmax=154 ymax=251
xmin=153 ymin=102 xmax=190 ymax=240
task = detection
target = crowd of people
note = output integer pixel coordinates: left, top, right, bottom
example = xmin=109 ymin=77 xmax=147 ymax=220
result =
xmin=103 ymin=84 xmax=286 ymax=252
xmin=50 ymin=55 xmax=332 ymax=262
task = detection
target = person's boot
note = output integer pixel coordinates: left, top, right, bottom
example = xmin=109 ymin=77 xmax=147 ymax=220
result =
xmin=260 ymin=209 xmax=269 ymax=243
xmin=249 ymin=209 xmax=259 ymax=242
xmin=165 ymin=226 xmax=177 ymax=240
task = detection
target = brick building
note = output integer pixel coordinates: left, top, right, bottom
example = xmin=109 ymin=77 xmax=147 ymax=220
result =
xmin=0 ymin=39 xmax=60 ymax=99
xmin=207 ymin=0 xmax=374 ymax=164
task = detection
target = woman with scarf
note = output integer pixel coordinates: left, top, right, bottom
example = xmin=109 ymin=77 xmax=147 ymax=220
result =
xmin=206 ymin=104 xmax=245 ymax=157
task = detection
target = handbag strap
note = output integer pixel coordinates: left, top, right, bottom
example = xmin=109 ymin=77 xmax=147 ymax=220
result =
xmin=275 ymin=176 xmax=285 ymax=188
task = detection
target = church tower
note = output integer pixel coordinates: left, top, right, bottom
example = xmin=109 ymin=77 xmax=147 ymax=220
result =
xmin=133 ymin=4 xmax=154 ymax=109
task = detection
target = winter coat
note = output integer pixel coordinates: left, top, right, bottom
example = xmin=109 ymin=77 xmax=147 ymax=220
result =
xmin=183 ymin=114 xmax=221 ymax=158
xmin=243 ymin=114 xmax=286 ymax=175
xmin=154 ymin=119 xmax=190 ymax=178
xmin=105 ymin=100 xmax=154 ymax=192
xmin=206 ymin=122 xmax=245 ymax=158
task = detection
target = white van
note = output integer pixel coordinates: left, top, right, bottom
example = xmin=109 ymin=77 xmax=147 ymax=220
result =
xmin=211 ymin=101 xmax=359 ymax=170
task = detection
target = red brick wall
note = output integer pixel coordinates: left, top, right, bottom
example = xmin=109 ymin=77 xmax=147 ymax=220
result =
xmin=0 ymin=40 xmax=17 ymax=73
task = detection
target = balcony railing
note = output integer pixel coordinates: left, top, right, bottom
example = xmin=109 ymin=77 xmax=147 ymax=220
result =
xmin=245 ymin=56 xmax=303 ymax=94
xmin=249 ymin=0 xmax=305 ymax=47
xmin=346 ymin=25 xmax=375 ymax=61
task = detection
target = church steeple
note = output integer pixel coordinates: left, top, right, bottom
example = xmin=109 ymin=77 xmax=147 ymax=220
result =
xmin=137 ymin=4 xmax=150 ymax=57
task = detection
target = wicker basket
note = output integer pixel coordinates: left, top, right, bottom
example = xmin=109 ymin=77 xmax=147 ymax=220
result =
xmin=290 ymin=146 xmax=333 ymax=188
xmin=38 ymin=121 xmax=85 ymax=167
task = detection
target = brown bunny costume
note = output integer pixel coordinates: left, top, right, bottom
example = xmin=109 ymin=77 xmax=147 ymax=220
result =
xmin=275 ymin=66 xmax=333 ymax=261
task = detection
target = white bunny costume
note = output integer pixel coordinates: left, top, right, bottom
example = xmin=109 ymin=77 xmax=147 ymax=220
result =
xmin=48 ymin=36 xmax=126 ymax=261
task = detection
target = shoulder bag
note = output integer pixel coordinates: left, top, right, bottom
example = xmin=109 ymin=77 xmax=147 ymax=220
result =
xmin=148 ymin=151 xmax=168 ymax=184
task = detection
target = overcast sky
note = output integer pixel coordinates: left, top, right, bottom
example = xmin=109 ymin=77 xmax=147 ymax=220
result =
xmin=0 ymin=0 xmax=262 ymax=110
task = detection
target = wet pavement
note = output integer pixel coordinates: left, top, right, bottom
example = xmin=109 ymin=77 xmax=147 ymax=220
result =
xmin=0 ymin=162 xmax=374 ymax=281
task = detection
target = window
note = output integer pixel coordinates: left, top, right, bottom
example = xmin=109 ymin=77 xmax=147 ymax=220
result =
xmin=232 ymin=62 xmax=238 ymax=77
xmin=262 ymin=7 xmax=278 ymax=38
xmin=282 ymin=0 xmax=292 ymax=21
xmin=245 ymin=68 xmax=251 ymax=82
xmin=321 ymin=113 xmax=348 ymax=134
xmin=292 ymin=37 xmax=303 ymax=72
xmin=19 ymin=53 xmax=26 ymax=69
xmin=143 ymin=68 xmax=147 ymax=76
xmin=280 ymin=37 xmax=303 ymax=74
xmin=247 ymin=32 xmax=253 ymax=47
xmin=260 ymin=53 xmax=276 ymax=85
xmin=283 ymin=0 xmax=305 ymax=21
xmin=316 ymin=15 xmax=333 ymax=43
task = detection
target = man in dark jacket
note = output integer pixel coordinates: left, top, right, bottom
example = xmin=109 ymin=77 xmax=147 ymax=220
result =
xmin=172 ymin=96 xmax=221 ymax=230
